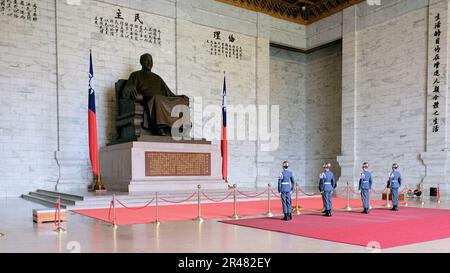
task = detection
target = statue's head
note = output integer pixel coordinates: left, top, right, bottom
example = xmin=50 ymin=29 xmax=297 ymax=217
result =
xmin=140 ymin=53 xmax=153 ymax=71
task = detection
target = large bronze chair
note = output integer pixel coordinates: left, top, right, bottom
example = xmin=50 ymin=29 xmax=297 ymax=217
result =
xmin=113 ymin=79 xmax=146 ymax=144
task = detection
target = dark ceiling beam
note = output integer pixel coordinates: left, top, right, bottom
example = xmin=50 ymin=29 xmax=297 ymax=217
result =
xmin=215 ymin=0 xmax=363 ymax=25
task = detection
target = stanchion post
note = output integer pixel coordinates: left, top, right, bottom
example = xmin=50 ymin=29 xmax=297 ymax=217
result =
xmin=154 ymin=192 xmax=161 ymax=225
xmin=404 ymin=186 xmax=409 ymax=207
xmin=265 ymin=184 xmax=273 ymax=217
xmin=112 ymin=194 xmax=118 ymax=229
xmin=437 ymin=184 xmax=441 ymax=206
xmin=292 ymin=182 xmax=301 ymax=215
xmin=0 ymin=232 xmax=3 ymax=237
xmin=54 ymin=196 xmax=65 ymax=233
xmin=385 ymin=188 xmax=391 ymax=208
xmin=193 ymin=185 xmax=204 ymax=223
xmin=345 ymin=182 xmax=352 ymax=211
xmin=230 ymin=184 xmax=240 ymax=220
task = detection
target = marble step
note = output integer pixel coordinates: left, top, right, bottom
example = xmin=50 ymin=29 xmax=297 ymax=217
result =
xmin=29 ymin=192 xmax=77 ymax=206
xmin=21 ymin=194 xmax=69 ymax=209
xmin=36 ymin=189 xmax=84 ymax=201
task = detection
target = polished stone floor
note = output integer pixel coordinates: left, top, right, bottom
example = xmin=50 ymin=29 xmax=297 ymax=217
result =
xmin=0 ymin=194 xmax=449 ymax=253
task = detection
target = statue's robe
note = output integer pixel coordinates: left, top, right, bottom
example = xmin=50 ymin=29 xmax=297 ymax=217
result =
xmin=122 ymin=69 xmax=189 ymax=130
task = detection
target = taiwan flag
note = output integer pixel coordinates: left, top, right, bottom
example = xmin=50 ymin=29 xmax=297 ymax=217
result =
xmin=221 ymin=74 xmax=228 ymax=182
xmin=88 ymin=51 xmax=99 ymax=177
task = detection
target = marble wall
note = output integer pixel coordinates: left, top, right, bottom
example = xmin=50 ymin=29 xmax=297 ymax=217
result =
xmin=269 ymin=43 xmax=343 ymax=188
xmin=269 ymin=47 xmax=306 ymax=186
xmin=305 ymin=43 xmax=342 ymax=186
xmin=0 ymin=0 xmax=58 ymax=196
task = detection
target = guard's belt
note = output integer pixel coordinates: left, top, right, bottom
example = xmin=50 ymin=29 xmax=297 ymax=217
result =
xmin=362 ymin=181 xmax=369 ymax=183
xmin=281 ymin=182 xmax=290 ymax=185
xmin=324 ymin=182 xmax=332 ymax=185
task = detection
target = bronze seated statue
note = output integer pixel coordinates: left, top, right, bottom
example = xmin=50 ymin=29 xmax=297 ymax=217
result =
xmin=113 ymin=53 xmax=191 ymax=144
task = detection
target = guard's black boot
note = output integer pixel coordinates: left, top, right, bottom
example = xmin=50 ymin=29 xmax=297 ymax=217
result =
xmin=281 ymin=214 xmax=288 ymax=221
xmin=288 ymin=213 xmax=292 ymax=220
xmin=365 ymin=208 xmax=369 ymax=214
xmin=329 ymin=210 xmax=333 ymax=217
xmin=390 ymin=206 xmax=396 ymax=211
xmin=324 ymin=210 xmax=331 ymax=217
xmin=393 ymin=206 xmax=399 ymax=211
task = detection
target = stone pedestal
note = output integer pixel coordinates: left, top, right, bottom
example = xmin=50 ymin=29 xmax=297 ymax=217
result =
xmin=100 ymin=138 xmax=227 ymax=192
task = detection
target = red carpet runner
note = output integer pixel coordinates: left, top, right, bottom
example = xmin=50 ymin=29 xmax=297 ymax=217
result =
xmin=221 ymin=207 xmax=450 ymax=249
xmin=72 ymin=197 xmax=385 ymax=225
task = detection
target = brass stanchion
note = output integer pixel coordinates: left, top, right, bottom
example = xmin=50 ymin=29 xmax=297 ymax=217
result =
xmin=154 ymin=192 xmax=161 ymax=225
xmin=292 ymin=182 xmax=302 ymax=215
xmin=54 ymin=196 xmax=65 ymax=233
xmin=345 ymin=182 xmax=352 ymax=211
xmin=420 ymin=184 xmax=425 ymax=206
xmin=437 ymin=184 xmax=441 ymax=206
xmin=265 ymin=184 xmax=273 ymax=217
xmin=385 ymin=188 xmax=391 ymax=208
xmin=230 ymin=184 xmax=240 ymax=220
xmin=112 ymin=194 xmax=118 ymax=229
xmin=404 ymin=186 xmax=409 ymax=207
xmin=193 ymin=185 xmax=204 ymax=223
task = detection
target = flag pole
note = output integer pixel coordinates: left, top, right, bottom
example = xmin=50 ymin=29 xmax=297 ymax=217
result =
xmin=88 ymin=49 xmax=106 ymax=193
xmin=221 ymin=71 xmax=228 ymax=183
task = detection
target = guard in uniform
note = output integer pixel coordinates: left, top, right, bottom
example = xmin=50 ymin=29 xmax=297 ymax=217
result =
xmin=358 ymin=162 xmax=373 ymax=214
xmin=278 ymin=161 xmax=295 ymax=221
xmin=387 ymin=163 xmax=402 ymax=211
xmin=319 ymin=163 xmax=336 ymax=217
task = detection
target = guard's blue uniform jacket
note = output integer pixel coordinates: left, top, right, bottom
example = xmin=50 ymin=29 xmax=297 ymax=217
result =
xmin=319 ymin=171 xmax=336 ymax=211
xmin=278 ymin=169 xmax=295 ymax=215
xmin=358 ymin=170 xmax=373 ymax=209
xmin=388 ymin=170 xmax=402 ymax=207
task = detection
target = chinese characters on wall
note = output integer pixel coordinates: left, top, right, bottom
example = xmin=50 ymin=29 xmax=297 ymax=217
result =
xmin=206 ymin=31 xmax=243 ymax=60
xmin=0 ymin=0 xmax=37 ymax=22
xmin=431 ymin=13 xmax=442 ymax=133
xmin=94 ymin=9 xmax=161 ymax=45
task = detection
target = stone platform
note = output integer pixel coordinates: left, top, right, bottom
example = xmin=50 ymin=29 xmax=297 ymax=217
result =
xmin=100 ymin=136 xmax=227 ymax=192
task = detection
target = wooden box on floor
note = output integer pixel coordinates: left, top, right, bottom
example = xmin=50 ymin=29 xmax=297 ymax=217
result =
xmin=381 ymin=193 xmax=405 ymax=201
xmin=33 ymin=209 xmax=67 ymax=224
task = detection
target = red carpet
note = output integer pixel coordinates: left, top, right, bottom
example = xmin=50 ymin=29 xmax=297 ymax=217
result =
xmin=221 ymin=207 xmax=450 ymax=249
xmin=71 ymin=197 xmax=386 ymax=225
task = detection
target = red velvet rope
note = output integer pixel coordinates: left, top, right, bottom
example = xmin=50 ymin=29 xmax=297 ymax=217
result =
xmin=371 ymin=187 xmax=387 ymax=195
xmin=159 ymin=192 xmax=197 ymax=204
xmin=400 ymin=187 xmax=409 ymax=194
xmin=116 ymin=197 xmax=155 ymax=210
xmin=236 ymin=189 xmax=267 ymax=198
xmin=299 ymin=188 xmax=319 ymax=196
xmin=270 ymin=189 xmax=280 ymax=198
xmin=201 ymin=191 xmax=233 ymax=203
xmin=336 ymin=187 xmax=347 ymax=195
xmin=349 ymin=187 xmax=360 ymax=194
